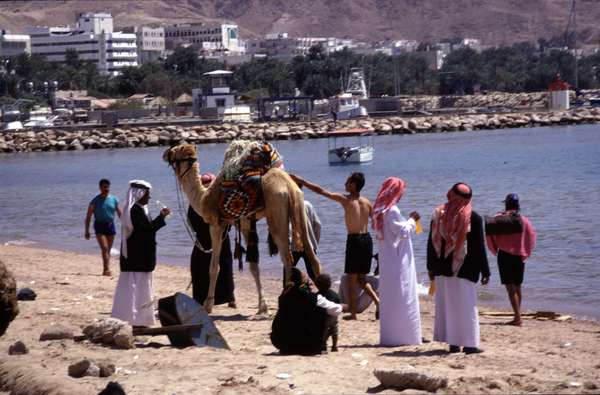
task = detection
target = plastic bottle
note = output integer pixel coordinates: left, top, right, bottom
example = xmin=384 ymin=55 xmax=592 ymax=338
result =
xmin=415 ymin=219 xmax=423 ymax=234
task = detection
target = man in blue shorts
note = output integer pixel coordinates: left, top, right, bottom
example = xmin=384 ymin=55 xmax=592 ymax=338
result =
xmin=85 ymin=179 xmax=121 ymax=276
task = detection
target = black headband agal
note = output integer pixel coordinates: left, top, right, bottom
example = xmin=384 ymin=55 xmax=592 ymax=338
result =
xmin=452 ymin=182 xmax=472 ymax=199
xmin=130 ymin=183 xmax=150 ymax=190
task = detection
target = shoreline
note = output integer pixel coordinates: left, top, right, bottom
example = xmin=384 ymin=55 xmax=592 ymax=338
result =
xmin=2 ymin=106 xmax=600 ymax=154
xmin=5 ymin=239 xmax=599 ymax=322
xmin=0 ymin=244 xmax=599 ymax=394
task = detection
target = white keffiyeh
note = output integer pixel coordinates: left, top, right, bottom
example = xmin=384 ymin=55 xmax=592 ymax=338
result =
xmin=121 ymin=179 xmax=152 ymax=259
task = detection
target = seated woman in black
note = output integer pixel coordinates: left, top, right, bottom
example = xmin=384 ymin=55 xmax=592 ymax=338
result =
xmin=270 ymin=267 xmax=344 ymax=355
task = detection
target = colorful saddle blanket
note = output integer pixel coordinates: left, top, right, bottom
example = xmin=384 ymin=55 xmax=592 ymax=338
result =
xmin=219 ymin=142 xmax=284 ymax=220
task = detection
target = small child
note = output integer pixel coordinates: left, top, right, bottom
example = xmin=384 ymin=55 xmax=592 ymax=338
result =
xmin=315 ymin=273 xmax=340 ymax=352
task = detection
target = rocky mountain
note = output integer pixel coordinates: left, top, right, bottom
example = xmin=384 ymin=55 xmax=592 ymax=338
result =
xmin=1 ymin=0 xmax=599 ymax=46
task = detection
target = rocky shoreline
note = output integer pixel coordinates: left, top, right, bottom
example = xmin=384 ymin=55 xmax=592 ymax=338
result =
xmin=2 ymin=107 xmax=600 ymax=153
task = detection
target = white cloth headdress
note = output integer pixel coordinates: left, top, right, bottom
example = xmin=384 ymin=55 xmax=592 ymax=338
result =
xmin=121 ymin=179 xmax=152 ymax=259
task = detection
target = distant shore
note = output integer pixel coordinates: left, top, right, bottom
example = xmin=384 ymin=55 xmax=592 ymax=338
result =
xmin=2 ymin=106 xmax=600 ymax=154
xmin=0 ymin=244 xmax=599 ymax=394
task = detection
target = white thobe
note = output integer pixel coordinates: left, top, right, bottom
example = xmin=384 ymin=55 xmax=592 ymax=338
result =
xmin=111 ymin=272 xmax=156 ymax=327
xmin=433 ymin=276 xmax=480 ymax=348
xmin=378 ymin=206 xmax=422 ymax=346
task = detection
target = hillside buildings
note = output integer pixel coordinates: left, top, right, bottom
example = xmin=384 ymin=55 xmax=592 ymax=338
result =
xmin=164 ymin=23 xmax=243 ymax=54
xmin=25 ymin=12 xmax=137 ymax=75
xmin=246 ymin=32 xmax=355 ymax=60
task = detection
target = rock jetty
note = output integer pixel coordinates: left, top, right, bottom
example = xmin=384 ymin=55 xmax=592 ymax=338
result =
xmin=1 ymin=107 xmax=600 ymax=154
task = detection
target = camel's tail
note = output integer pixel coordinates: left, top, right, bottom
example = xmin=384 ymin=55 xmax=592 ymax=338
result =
xmin=289 ymin=184 xmax=322 ymax=278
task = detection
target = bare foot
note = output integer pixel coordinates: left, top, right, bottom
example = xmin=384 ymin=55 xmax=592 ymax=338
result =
xmin=102 ymin=271 xmax=112 ymax=277
xmin=228 ymin=301 xmax=237 ymax=308
xmin=343 ymin=315 xmax=357 ymax=321
xmin=506 ymin=319 xmax=522 ymax=326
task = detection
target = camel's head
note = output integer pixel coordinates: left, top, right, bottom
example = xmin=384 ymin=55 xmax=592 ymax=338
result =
xmin=163 ymin=144 xmax=198 ymax=177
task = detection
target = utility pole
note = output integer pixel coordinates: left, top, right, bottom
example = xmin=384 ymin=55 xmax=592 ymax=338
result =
xmin=566 ymin=0 xmax=578 ymax=90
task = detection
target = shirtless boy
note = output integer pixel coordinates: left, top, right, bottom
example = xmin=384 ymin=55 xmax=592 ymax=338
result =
xmin=290 ymin=172 xmax=380 ymax=320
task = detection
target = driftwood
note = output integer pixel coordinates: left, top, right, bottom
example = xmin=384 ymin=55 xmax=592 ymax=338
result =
xmin=132 ymin=324 xmax=204 ymax=336
xmin=480 ymin=310 xmax=572 ymax=321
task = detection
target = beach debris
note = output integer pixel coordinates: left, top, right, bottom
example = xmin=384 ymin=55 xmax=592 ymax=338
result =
xmin=360 ymin=359 xmax=369 ymax=367
xmin=8 ymin=340 xmax=28 ymax=355
xmin=220 ymin=375 xmax=256 ymax=386
xmin=487 ymin=379 xmax=504 ymax=389
xmin=561 ymin=342 xmax=572 ymax=348
xmin=479 ymin=310 xmax=572 ymax=322
xmin=68 ymin=359 xmax=99 ymax=378
xmin=584 ymin=381 xmax=598 ymax=390
xmin=373 ymin=366 xmax=449 ymax=392
xmin=17 ymin=288 xmax=36 ymax=301
xmin=568 ymin=381 xmax=583 ymax=388
xmin=39 ymin=325 xmax=74 ymax=341
xmin=82 ymin=318 xmax=135 ymax=349
xmin=449 ymin=362 xmax=466 ymax=370
xmin=98 ymin=381 xmax=127 ymax=395
xmin=351 ymin=352 xmax=363 ymax=359
xmin=67 ymin=359 xmax=115 ymax=378
xmin=276 ymin=373 xmax=291 ymax=379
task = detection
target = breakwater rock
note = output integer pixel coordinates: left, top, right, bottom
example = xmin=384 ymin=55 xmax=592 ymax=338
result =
xmin=2 ymin=107 xmax=600 ymax=154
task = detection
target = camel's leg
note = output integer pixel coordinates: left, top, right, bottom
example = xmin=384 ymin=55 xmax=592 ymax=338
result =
xmin=240 ymin=219 xmax=268 ymax=314
xmin=266 ymin=206 xmax=294 ymax=287
xmin=204 ymin=223 xmax=224 ymax=314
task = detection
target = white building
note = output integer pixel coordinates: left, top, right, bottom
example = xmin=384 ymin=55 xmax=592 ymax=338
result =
xmin=122 ymin=25 xmax=165 ymax=64
xmin=391 ymin=39 xmax=419 ymax=54
xmin=164 ymin=23 xmax=243 ymax=54
xmin=193 ymin=70 xmax=236 ymax=116
xmin=414 ymin=49 xmax=446 ymax=70
xmin=0 ymin=31 xmax=31 ymax=58
xmin=25 ymin=12 xmax=137 ymax=75
xmin=246 ymin=33 xmax=353 ymax=60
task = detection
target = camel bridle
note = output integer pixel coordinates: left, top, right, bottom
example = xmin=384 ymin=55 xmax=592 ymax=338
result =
xmin=166 ymin=148 xmax=197 ymax=178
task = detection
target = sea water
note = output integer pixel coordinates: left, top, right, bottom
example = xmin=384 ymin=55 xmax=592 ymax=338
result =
xmin=1 ymin=124 xmax=599 ymax=318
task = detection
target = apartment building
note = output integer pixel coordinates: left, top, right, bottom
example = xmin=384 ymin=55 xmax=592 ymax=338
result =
xmin=0 ymin=30 xmax=31 ymax=58
xmin=164 ymin=23 xmax=243 ymax=54
xmin=246 ymin=33 xmax=353 ymax=60
xmin=25 ymin=12 xmax=137 ymax=75
xmin=122 ymin=25 xmax=165 ymax=64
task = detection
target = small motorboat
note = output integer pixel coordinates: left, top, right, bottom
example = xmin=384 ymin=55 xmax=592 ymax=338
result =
xmin=327 ymin=128 xmax=374 ymax=164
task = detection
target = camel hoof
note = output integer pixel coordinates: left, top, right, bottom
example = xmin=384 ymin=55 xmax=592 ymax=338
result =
xmin=257 ymin=302 xmax=268 ymax=315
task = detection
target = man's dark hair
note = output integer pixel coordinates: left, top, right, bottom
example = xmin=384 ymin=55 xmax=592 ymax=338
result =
xmin=348 ymin=172 xmax=365 ymax=192
xmin=505 ymin=201 xmax=520 ymax=211
xmin=315 ymin=273 xmax=332 ymax=293
xmin=290 ymin=267 xmax=303 ymax=288
xmin=99 ymin=178 xmax=111 ymax=187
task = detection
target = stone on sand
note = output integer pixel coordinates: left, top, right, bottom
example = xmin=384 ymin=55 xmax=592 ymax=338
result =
xmin=39 ymin=325 xmax=74 ymax=341
xmin=373 ymin=365 xmax=449 ymax=392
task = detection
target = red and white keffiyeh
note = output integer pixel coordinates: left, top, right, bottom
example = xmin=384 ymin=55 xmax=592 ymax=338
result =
xmin=372 ymin=177 xmax=406 ymax=241
xmin=431 ymin=183 xmax=472 ymax=275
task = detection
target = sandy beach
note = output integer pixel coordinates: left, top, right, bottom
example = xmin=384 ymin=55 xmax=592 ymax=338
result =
xmin=0 ymin=244 xmax=598 ymax=394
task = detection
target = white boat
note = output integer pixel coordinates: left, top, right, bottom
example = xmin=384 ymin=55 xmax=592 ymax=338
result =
xmin=23 ymin=115 xmax=58 ymax=128
xmin=1 ymin=121 xmax=23 ymax=132
xmin=334 ymin=93 xmax=368 ymax=120
xmin=332 ymin=67 xmax=368 ymax=120
xmin=327 ymin=128 xmax=374 ymax=164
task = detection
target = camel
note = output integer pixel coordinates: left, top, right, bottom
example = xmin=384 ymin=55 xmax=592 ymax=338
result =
xmin=163 ymin=142 xmax=321 ymax=314
xmin=0 ymin=259 xmax=18 ymax=336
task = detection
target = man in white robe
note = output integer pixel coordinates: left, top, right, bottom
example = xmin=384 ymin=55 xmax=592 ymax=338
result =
xmin=427 ymin=183 xmax=490 ymax=354
xmin=372 ymin=177 xmax=422 ymax=346
xmin=111 ymin=180 xmax=170 ymax=327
